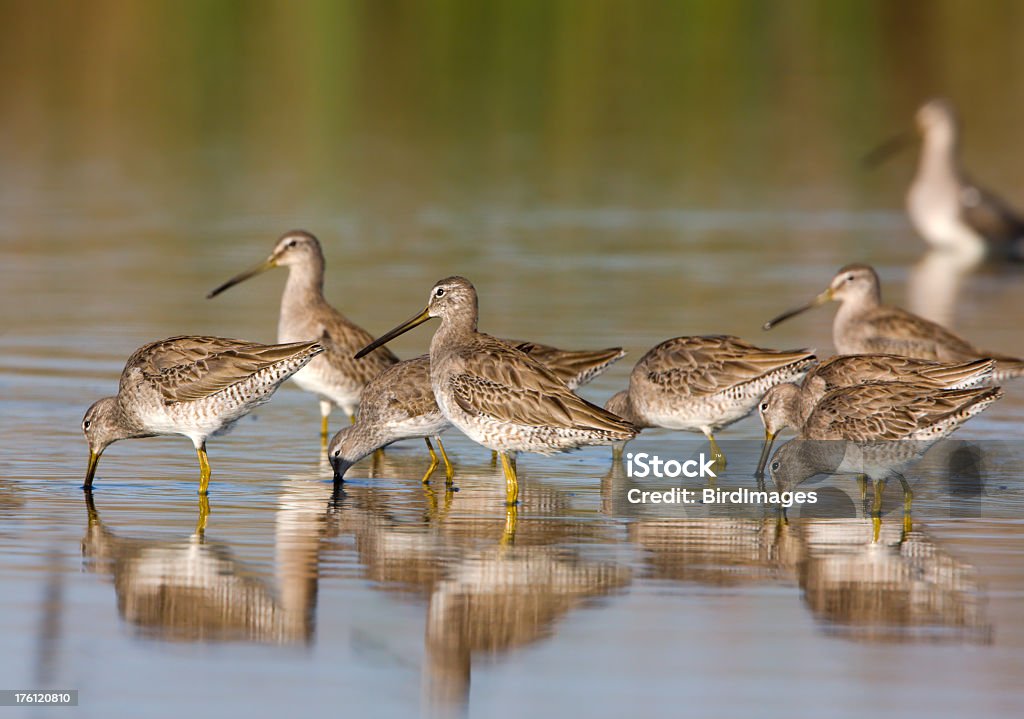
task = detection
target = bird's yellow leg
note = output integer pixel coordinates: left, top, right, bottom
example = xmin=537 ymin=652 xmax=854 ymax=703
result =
xmin=421 ymin=438 xmax=440 ymax=484
xmin=871 ymin=477 xmax=886 ymax=543
xmin=436 ymin=437 xmax=454 ymax=486
xmin=857 ymin=474 xmax=868 ymax=500
xmin=501 ymin=504 xmax=518 ymax=546
xmin=490 ymin=450 xmax=498 ymax=468
xmin=422 ymin=481 xmax=438 ymax=515
xmin=897 ymin=474 xmax=913 ymax=535
xmin=896 ymin=475 xmax=913 ymax=513
xmin=195 ymin=494 xmax=210 ymax=536
xmin=702 ymin=428 xmax=726 ymax=469
xmin=197 ymin=443 xmax=211 ymax=496
xmin=500 ymin=451 xmax=519 ymax=506
xmin=319 ymin=399 xmax=334 ymax=447
xmin=776 ymin=506 xmax=789 ymax=531
xmin=611 ymin=443 xmax=624 ymax=462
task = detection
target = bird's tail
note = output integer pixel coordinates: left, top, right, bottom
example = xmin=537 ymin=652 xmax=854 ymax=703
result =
xmin=918 ymin=358 xmax=996 ymax=388
xmin=984 ymin=352 xmax=1024 ymax=382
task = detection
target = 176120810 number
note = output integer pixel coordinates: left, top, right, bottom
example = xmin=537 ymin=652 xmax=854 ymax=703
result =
xmin=1 ymin=691 xmax=78 ymax=706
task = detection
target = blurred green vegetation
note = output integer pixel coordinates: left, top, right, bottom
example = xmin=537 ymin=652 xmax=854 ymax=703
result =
xmin=1 ymin=0 xmax=1023 ymax=243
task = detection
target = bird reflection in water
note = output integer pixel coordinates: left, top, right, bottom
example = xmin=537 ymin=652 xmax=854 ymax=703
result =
xmin=768 ymin=437 xmax=981 ymax=541
xmin=630 ymin=511 xmax=990 ymax=644
xmin=80 ymin=482 xmax=327 ymax=644
xmin=326 ymin=472 xmax=630 ymax=717
xmin=602 ymin=448 xmax=990 ymax=643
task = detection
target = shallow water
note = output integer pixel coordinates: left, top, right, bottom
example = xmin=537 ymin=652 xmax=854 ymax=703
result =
xmin=3 ymin=3 xmax=1024 ymax=718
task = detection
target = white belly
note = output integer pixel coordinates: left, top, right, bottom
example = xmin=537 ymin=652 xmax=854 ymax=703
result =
xmin=908 ymin=184 xmax=985 ymax=261
xmin=289 ymin=357 xmax=361 ymax=416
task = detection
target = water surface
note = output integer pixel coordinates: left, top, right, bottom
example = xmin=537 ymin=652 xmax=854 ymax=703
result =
xmin=3 ymin=2 xmax=1024 ymax=717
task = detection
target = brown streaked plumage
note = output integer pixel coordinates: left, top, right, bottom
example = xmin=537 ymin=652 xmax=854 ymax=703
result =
xmin=207 ymin=230 xmax=399 ymax=441
xmin=354 ymin=276 xmax=637 ymax=506
xmin=331 ymin=343 xmax=626 ymax=481
xmin=328 ymin=355 xmax=454 ymax=487
xmin=763 ymin=264 xmax=1024 ymax=381
xmin=768 ymin=383 xmax=1002 ymax=540
xmin=604 ymin=335 xmax=817 ymax=466
xmin=798 ymin=383 xmax=1001 ymax=443
xmin=511 ymin=342 xmax=626 ymax=390
xmin=755 ymin=356 xmax=996 ymax=473
xmin=804 ymin=354 xmax=994 ymax=396
xmin=81 ymin=336 xmax=324 ymax=494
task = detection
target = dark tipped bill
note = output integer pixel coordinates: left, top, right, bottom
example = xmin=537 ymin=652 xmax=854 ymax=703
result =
xmin=354 ymin=308 xmax=432 ymax=359
xmin=330 ymin=456 xmax=353 ymax=482
xmin=756 ymin=431 xmax=776 ymax=476
xmin=763 ymin=289 xmax=832 ymax=330
xmin=862 ymin=131 xmax=915 ymax=169
xmin=84 ymin=450 xmax=100 ymax=489
xmin=206 ymin=258 xmax=276 ymax=299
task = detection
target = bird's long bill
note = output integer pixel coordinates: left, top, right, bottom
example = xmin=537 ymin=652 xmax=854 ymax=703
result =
xmin=84 ymin=450 xmax=101 ymax=488
xmin=862 ymin=131 xmax=915 ymax=169
xmin=330 ymin=455 xmax=353 ymax=482
xmin=762 ymin=288 xmax=833 ymax=330
xmin=206 ymin=258 xmax=276 ymax=299
xmin=354 ymin=308 xmax=431 ymax=359
xmin=756 ymin=431 xmax=776 ymax=476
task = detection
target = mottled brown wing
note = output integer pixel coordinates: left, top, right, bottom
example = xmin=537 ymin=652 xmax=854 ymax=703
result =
xmin=512 ymin=340 xmax=626 ymax=389
xmin=804 ymin=383 xmax=991 ymax=441
xmin=319 ymin=310 xmax=400 ymax=381
xmin=358 ymin=355 xmax=437 ymax=422
xmin=448 ymin=337 xmax=634 ymax=434
xmin=635 ymin=335 xmax=815 ymax=399
xmin=854 ymin=307 xmax=979 ymax=361
xmin=127 ymin=336 xmax=322 ymax=403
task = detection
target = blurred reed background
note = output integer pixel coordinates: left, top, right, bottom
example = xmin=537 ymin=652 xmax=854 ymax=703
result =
xmin=4 ymin=1 xmax=1024 ymax=358
xmin=3 ymin=0 xmax=1024 ymax=238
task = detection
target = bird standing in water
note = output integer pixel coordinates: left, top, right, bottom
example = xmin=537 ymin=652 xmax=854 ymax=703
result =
xmin=207 ymin=230 xmax=399 ymax=444
xmin=355 ymin=276 xmax=637 ymax=506
xmin=82 ymin=336 xmax=324 ymax=495
xmin=763 ymin=264 xmax=1024 ymax=380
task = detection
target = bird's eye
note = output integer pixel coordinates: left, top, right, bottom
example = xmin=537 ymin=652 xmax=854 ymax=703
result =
xmin=83 ymin=420 xmax=91 ymax=431
xmin=760 ymin=403 xmax=768 ymax=412
xmin=434 ymin=287 xmax=445 ymax=298
xmin=771 ymin=461 xmax=780 ymax=471
xmin=286 ymin=239 xmax=298 ymax=249
xmin=332 ymin=449 xmax=340 ymax=457
xmin=846 ymin=274 xmax=854 ymax=281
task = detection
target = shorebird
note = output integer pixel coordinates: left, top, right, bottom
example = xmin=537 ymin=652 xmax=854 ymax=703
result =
xmin=207 ymin=231 xmax=626 ymax=449
xmin=354 ymin=276 xmax=637 ymax=506
xmin=603 ymin=335 xmax=817 ymax=467
xmin=767 ymin=383 xmax=1002 ymax=539
xmin=328 ymin=355 xmax=453 ymax=486
xmin=763 ymin=264 xmax=1024 ymax=380
xmin=328 ymin=342 xmax=626 ymax=484
xmin=509 ymin=342 xmax=625 ymax=390
xmin=82 ymin=336 xmax=324 ymax=495
xmin=755 ymin=356 xmax=995 ymax=473
xmin=866 ymin=98 xmax=1024 ymax=264
xmin=207 ymin=230 xmax=399 ymax=442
